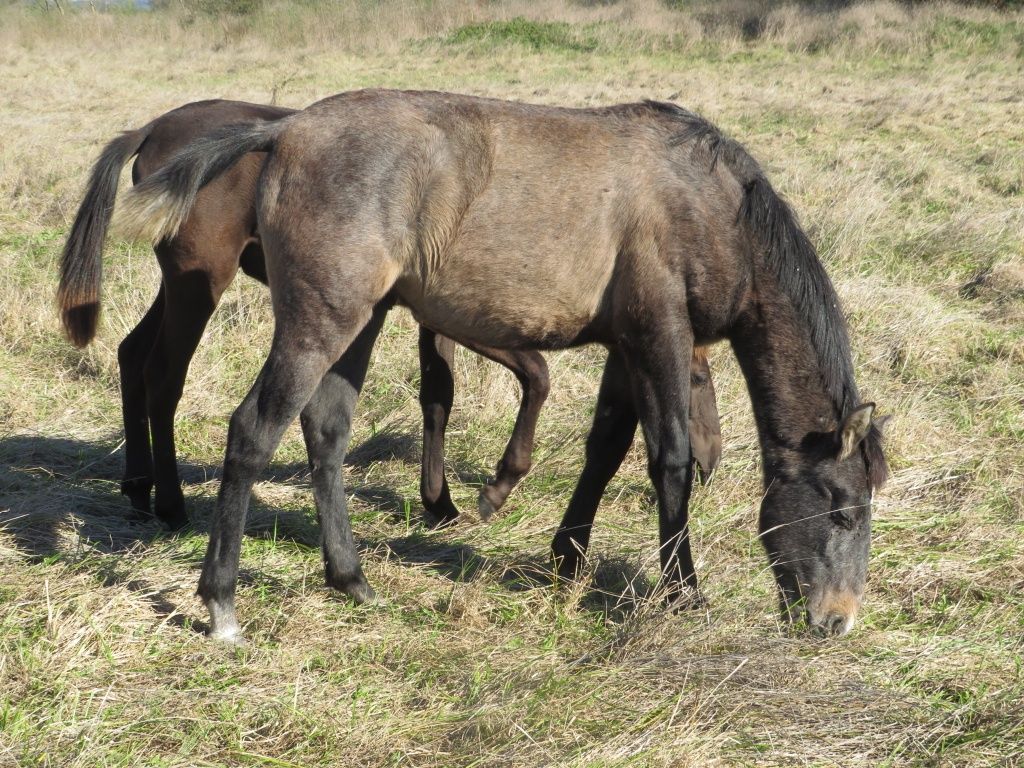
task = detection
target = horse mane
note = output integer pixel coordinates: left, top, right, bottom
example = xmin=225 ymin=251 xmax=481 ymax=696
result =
xmin=642 ymin=100 xmax=888 ymax=489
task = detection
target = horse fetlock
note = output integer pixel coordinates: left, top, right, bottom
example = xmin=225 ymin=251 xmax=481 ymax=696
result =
xmin=206 ymin=597 xmax=243 ymax=644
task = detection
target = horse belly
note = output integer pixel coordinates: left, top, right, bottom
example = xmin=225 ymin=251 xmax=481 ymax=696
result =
xmin=398 ymin=232 xmax=616 ymax=349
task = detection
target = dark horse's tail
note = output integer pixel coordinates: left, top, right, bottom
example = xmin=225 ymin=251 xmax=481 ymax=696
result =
xmin=117 ymin=120 xmax=286 ymax=248
xmin=58 ymin=125 xmax=154 ymax=347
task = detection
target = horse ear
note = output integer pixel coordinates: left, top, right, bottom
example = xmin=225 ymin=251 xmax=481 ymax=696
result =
xmin=838 ymin=403 xmax=875 ymax=460
xmin=872 ymin=413 xmax=892 ymax=437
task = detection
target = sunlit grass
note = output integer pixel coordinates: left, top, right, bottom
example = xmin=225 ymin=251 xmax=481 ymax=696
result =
xmin=1 ymin=1 xmax=1022 ymax=765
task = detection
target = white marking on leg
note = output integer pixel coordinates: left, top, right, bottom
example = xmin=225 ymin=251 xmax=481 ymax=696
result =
xmin=206 ymin=597 xmax=244 ymax=644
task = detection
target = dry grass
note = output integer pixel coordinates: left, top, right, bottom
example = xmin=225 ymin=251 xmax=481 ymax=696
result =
xmin=1 ymin=1 xmax=1023 ymax=765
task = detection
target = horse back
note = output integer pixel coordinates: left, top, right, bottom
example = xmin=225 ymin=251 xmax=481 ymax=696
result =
xmin=261 ymin=90 xmax=750 ymax=348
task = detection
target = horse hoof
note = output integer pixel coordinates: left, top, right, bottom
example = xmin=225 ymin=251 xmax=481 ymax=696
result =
xmin=210 ymin=627 xmax=248 ymax=646
xmin=665 ymin=588 xmax=708 ymax=614
xmin=421 ymin=514 xmax=458 ymax=532
xmin=155 ymin=507 xmax=190 ymax=532
xmin=422 ymin=498 xmax=461 ymax=528
xmin=551 ymin=551 xmax=584 ymax=584
xmin=342 ymin=577 xmax=378 ymax=605
xmin=477 ymin=492 xmax=500 ymax=522
xmin=120 ymin=480 xmax=152 ymax=515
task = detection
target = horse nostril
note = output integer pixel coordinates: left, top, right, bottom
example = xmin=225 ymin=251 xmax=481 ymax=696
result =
xmin=822 ymin=613 xmax=850 ymax=637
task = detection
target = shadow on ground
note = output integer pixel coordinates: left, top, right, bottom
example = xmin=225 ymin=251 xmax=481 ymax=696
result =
xmin=1 ymin=431 xmax=656 ymax=623
xmin=0 ymin=431 xmax=418 ymax=558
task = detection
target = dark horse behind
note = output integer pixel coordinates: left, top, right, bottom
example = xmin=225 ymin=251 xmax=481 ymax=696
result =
xmin=57 ymin=99 xmax=721 ymax=533
xmin=118 ymin=90 xmax=888 ymax=643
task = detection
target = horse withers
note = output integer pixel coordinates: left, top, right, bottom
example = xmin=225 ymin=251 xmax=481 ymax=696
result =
xmin=120 ymin=90 xmax=886 ymax=642
xmin=57 ymin=98 xmax=723 ymax=531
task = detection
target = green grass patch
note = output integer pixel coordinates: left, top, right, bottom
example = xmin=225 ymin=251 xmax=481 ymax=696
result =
xmin=447 ymin=17 xmax=600 ymax=53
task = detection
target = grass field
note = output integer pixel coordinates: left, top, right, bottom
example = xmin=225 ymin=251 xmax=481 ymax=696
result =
xmin=1 ymin=1 xmax=1023 ymax=765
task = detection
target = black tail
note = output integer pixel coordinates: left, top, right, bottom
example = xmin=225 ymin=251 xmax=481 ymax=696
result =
xmin=58 ymin=126 xmax=152 ymax=347
xmin=117 ymin=120 xmax=285 ymax=247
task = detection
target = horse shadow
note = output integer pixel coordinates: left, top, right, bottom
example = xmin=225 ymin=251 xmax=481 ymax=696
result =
xmin=1 ymin=431 xmax=656 ymax=626
xmin=0 ymin=431 xmax=420 ymax=557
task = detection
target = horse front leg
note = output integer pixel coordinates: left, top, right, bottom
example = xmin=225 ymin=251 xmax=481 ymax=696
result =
xmin=551 ymin=348 xmax=637 ymax=579
xmin=619 ymin=296 xmax=701 ymax=607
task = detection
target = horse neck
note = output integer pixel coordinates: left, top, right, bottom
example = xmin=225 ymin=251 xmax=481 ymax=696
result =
xmin=729 ymin=277 xmax=842 ymax=477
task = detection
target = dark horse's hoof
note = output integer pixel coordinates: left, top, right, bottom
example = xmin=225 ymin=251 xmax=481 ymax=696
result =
xmin=152 ymin=501 xmax=191 ymax=532
xmin=477 ymin=490 xmax=500 ymax=522
xmin=550 ymin=548 xmax=586 ymax=585
xmin=664 ymin=586 xmax=709 ymax=614
xmin=329 ymin=573 xmax=378 ymax=605
xmin=120 ymin=478 xmax=152 ymax=516
xmin=155 ymin=507 xmax=190 ymax=532
xmin=423 ymin=509 xmax=460 ymax=529
xmin=422 ymin=497 xmax=461 ymax=528
xmin=422 ymin=486 xmax=461 ymax=528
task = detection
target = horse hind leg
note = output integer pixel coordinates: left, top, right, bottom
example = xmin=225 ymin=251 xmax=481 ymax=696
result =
xmin=470 ymin=346 xmax=549 ymax=521
xmin=197 ymin=237 xmax=395 ymax=642
xmin=118 ymin=287 xmax=165 ymax=516
xmin=417 ymin=328 xmax=460 ymax=526
xmin=301 ymin=303 xmax=390 ymax=601
xmin=144 ymin=246 xmax=237 ymax=530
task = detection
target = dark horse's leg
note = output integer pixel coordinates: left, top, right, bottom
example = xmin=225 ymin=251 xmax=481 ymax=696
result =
xmin=144 ymin=242 xmax=239 ymax=530
xmin=551 ymin=345 xmax=719 ymax=583
xmin=621 ymin=304 xmax=700 ymax=606
xmin=418 ymin=328 xmax=550 ymax=525
xmin=417 ymin=329 xmax=459 ymax=525
xmin=551 ymin=348 xmax=637 ymax=579
xmin=468 ymin=343 xmax=550 ymax=521
xmin=198 ymin=293 xmax=388 ymax=642
xmin=118 ymin=286 xmax=165 ymax=515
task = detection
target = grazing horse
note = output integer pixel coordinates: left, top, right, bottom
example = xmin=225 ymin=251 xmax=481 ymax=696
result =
xmin=58 ymin=99 xmax=721 ymax=531
xmin=120 ymin=90 xmax=887 ymax=642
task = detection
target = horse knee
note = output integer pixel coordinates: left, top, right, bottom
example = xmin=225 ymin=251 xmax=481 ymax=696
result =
xmin=420 ymin=401 xmax=449 ymax=433
xmin=529 ymin=365 xmax=550 ymax=402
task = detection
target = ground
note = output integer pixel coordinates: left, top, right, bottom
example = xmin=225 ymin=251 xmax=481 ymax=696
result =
xmin=1 ymin=1 xmax=1023 ymax=765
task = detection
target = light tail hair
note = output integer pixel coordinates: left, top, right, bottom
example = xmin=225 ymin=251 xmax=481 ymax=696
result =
xmin=116 ymin=120 xmax=286 ymax=245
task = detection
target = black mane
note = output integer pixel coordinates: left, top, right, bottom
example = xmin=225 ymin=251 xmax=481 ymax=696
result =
xmin=644 ymin=100 xmax=888 ymax=489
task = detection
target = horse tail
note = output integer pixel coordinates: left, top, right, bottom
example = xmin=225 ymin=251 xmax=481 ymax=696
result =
xmin=58 ymin=125 xmax=153 ymax=347
xmin=117 ymin=120 xmax=286 ymax=247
